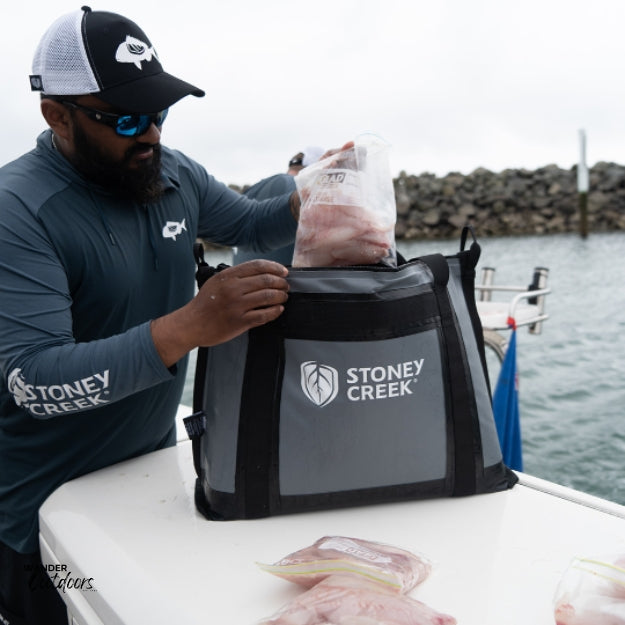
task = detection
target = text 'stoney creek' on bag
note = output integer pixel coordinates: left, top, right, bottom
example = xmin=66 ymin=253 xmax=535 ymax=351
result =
xmin=185 ymin=227 xmax=517 ymax=521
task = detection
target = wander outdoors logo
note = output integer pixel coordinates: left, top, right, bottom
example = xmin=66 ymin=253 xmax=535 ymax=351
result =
xmin=26 ymin=562 xmax=96 ymax=595
xmin=300 ymin=358 xmax=425 ymax=407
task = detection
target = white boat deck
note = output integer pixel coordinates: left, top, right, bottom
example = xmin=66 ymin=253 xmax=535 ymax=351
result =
xmin=39 ymin=436 xmax=625 ymax=625
xmin=38 ymin=270 xmax=583 ymax=625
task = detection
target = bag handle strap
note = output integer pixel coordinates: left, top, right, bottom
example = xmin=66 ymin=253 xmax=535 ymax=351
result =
xmin=188 ymin=242 xmax=231 ymax=481
xmin=459 ymin=225 xmax=481 ymax=269
xmin=194 ymin=241 xmax=231 ymax=288
xmin=236 ymin=324 xmax=283 ymax=518
xmin=460 ymin=224 xmax=476 ymax=251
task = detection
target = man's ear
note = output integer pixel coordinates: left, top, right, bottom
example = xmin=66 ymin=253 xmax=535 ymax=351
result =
xmin=40 ymin=99 xmax=72 ymax=141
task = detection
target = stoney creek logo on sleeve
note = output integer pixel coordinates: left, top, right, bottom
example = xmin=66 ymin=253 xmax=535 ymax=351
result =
xmin=8 ymin=367 xmax=111 ymax=416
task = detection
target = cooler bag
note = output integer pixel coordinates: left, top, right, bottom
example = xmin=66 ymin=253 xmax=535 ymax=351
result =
xmin=186 ymin=227 xmax=517 ymax=520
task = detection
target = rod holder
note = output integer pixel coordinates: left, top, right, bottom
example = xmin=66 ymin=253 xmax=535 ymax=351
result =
xmin=529 ymin=267 xmax=549 ymax=334
xmin=479 ymin=267 xmax=496 ymax=302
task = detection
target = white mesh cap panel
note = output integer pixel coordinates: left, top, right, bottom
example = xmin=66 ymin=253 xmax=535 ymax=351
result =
xmin=32 ymin=9 xmax=99 ymax=95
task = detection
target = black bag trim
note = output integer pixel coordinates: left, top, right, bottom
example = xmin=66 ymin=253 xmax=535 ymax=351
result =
xmin=194 ymin=461 xmax=518 ymax=521
xmin=199 ymin=478 xmax=450 ymax=520
xmin=418 ymin=253 xmax=477 ymax=496
xmin=190 ymin=242 xmax=228 ymax=488
xmin=279 ymin=291 xmax=440 ymax=341
xmin=194 ymin=478 xmax=225 ymax=520
xmin=235 ymin=326 xmax=284 ymax=518
xmin=459 ymin=231 xmax=494 ymax=397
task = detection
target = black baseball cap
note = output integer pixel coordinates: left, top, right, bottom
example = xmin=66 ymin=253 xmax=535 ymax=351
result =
xmin=30 ymin=6 xmax=205 ymax=113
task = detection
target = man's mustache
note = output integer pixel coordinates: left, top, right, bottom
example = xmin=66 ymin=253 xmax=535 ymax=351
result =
xmin=125 ymin=142 xmax=161 ymax=161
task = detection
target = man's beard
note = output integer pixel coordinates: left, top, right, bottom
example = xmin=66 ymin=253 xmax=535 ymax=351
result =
xmin=69 ymin=121 xmax=165 ymax=204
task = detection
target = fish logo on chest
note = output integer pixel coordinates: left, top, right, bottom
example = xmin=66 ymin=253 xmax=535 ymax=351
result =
xmin=162 ymin=219 xmax=187 ymax=241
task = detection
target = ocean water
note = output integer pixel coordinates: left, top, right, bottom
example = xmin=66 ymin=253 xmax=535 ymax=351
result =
xmin=183 ymin=231 xmax=625 ymax=504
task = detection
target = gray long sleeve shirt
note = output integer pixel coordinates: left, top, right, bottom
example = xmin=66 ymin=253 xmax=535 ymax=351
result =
xmin=0 ymin=130 xmax=296 ymax=552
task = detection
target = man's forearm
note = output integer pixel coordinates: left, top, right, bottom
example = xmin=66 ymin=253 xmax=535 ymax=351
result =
xmin=289 ymin=190 xmax=301 ymax=222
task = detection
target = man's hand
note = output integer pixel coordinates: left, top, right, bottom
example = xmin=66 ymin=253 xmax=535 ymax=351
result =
xmin=319 ymin=141 xmax=355 ymax=162
xmin=150 ymin=260 xmax=289 ymax=368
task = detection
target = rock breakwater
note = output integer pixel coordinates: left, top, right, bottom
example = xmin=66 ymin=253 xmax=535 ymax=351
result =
xmin=393 ymin=161 xmax=625 ymax=240
xmin=225 ymin=161 xmax=625 ymax=245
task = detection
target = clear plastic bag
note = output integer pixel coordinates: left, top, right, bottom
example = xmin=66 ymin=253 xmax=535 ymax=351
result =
xmin=257 ymin=536 xmax=431 ymax=594
xmin=257 ymin=574 xmax=457 ymax=625
xmin=292 ymin=134 xmax=397 ymax=268
xmin=554 ymin=554 xmax=625 ymax=624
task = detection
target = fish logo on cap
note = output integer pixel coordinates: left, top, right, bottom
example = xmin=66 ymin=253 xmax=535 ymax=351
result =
xmin=115 ymin=35 xmax=159 ymax=70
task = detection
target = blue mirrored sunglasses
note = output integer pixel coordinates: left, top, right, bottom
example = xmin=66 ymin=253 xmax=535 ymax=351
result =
xmin=61 ymin=101 xmax=169 ymax=137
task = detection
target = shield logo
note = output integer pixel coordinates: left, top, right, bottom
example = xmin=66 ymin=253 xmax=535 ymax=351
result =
xmin=7 ymin=368 xmax=30 ymax=407
xmin=300 ymin=361 xmax=339 ymax=407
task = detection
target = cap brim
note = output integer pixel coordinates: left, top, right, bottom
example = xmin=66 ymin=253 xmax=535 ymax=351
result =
xmin=97 ymin=71 xmax=205 ymax=113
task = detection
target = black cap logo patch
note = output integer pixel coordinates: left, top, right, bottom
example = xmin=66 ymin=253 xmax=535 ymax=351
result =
xmin=29 ymin=75 xmax=44 ymax=91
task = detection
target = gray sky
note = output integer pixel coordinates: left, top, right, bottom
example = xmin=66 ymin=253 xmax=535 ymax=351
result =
xmin=2 ymin=0 xmax=624 ymax=186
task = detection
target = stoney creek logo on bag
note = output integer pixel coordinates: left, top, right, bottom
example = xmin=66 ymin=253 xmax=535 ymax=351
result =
xmin=300 ymin=358 xmax=426 ymax=407
xmin=188 ymin=227 xmax=518 ymax=521
xmin=300 ymin=362 xmax=338 ymax=407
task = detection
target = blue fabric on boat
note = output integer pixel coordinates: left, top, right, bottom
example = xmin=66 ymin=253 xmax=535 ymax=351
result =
xmin=493 ymin=328 xmax=523 ymax=471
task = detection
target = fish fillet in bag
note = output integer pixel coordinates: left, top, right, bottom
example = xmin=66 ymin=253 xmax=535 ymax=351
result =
xmin=257 ymin=574 xmax=457 ymax=625
xmin=257 ymin=536 xmax=431 ymax=594
xmin=554 ymin=555 xmax=625 ymax=624
xmin=292 ymin=135 xmax=397 ymax=268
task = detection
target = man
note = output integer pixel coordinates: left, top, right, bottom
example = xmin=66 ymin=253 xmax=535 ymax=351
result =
xmin=0 ymin=7 xmax=303 ymax=625
xmin=232 ymin=146 xmax=325 ymax=265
